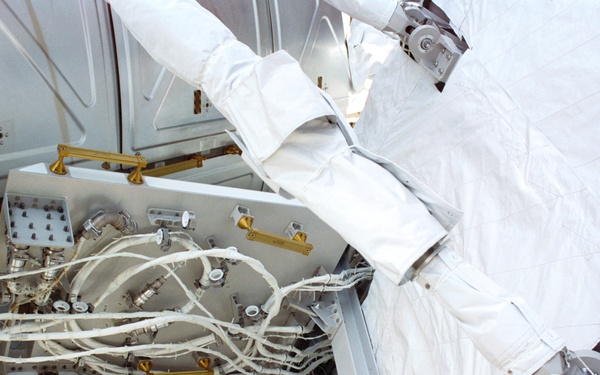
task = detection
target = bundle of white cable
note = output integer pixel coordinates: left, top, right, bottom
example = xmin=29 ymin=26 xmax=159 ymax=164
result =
xmin=1 ymin=231 xmax=368 ymax=374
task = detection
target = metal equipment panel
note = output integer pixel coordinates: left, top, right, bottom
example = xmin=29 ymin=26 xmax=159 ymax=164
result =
xmin=0 ymin=0 xmax=120 ymax=193
xmin=0 ymin=164 xmax=349 ymax=373
xmin=114 ymin=0 xmax=274 ymax=163
xmin=269 ymin=0 xmax=352 ymax=111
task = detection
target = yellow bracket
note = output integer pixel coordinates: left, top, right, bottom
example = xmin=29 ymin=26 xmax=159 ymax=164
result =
xmin=143 ymin=155 xmax=206 ymax=177
xmin=236 ymin=215 xmax=313 ymax=256
xmin=49 ymin=144 xmax=148 ymax=184
xmin=139 ymin=359 xmax=214 ymax=375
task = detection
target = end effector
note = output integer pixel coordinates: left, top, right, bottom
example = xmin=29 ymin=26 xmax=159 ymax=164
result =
xmin=384 ymin=1 xmax=469 ymax=88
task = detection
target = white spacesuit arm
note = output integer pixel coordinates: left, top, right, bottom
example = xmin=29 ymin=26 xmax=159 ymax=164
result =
xmin=108 ymin=0 xmax=449 ymax=284
xmin=322 ymin=0 xmax=398 ymax=30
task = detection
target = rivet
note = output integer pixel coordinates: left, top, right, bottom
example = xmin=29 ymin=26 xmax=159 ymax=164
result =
xmin=28 ymin=222 xmax=34 ymax=229
xmin=47 ymin=213 xmax=52 ymax=220
xmin=46 ymin=224 xmax=51 ymax=230
xmin=22 ymin=211 xmax=27 ymax=217
xmin=425 ymin=283 xmax=431 ymax=289
xmin=31 ymin=233 xmax=37 ymax=240
xmin=63 ymin=226 xmax=69 ymax=232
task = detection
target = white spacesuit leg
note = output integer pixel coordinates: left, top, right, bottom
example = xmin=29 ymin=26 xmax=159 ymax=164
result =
xmin=108 ymin=0 xmax=448 ymax=285
xmin=108 ymin=1 xmax=566 ymax=373
xmin=415 ymin=247 xmax=566 ymax=375
xmin=322 ymin=0 xmax=398 ymax=30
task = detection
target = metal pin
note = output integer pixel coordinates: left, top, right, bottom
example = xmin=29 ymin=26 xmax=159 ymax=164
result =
xmin=46 ymin=224 xmax=51 ymax=230
xmin=63 ymin=226 xmax=69 ymax=232
xmin=12 ymin=232 xmax=18 ymax=238
xmin=19 ymin=203 xmax=24 ymax=209
xmin=44 ymin=205 xmax=49 ymax=212
xmin=28 ymin=223 xmax=34 ymax=229
xmin=22 ymin=211 xmax=27 ymax=218
xmin=49 ymin=234 xmax=54 ymax=241
xmin=60 ymin=215 xmax=66 ymax=221
xmin=57 ymin=206 xmax=63 ymax=213
xmin=10 ymin=221 xmax=15 ymax=227
xmin=66 ymin=236 xmax=72 ymax=242
xmin=31 ymin=233 xmax=37 ymax=240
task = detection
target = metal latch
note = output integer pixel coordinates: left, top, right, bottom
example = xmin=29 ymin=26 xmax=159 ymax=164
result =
xmin=230 ymin=205 xmax=313 ymax=256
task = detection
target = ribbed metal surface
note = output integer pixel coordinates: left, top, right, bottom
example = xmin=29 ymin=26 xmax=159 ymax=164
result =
xmin=114 ymin=0 xmax=274 ymax=163
xmin=0 ymin=0 xmax=119 ymax=192
xmin=269 ymin=0 xmax=352 ymax=110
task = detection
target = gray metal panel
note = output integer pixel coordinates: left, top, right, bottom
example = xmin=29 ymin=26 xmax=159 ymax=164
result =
xmin=0 ymin=0 xmax=120 ymax=193
xmin=115 ymin=0 xmax=274 ymax=163
xmin=269 ymin=0 xmax=352 ymax=111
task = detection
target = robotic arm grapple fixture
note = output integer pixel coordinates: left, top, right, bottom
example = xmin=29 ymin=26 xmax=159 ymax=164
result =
xmin=384 ymin=1 xmax=469 ymax=90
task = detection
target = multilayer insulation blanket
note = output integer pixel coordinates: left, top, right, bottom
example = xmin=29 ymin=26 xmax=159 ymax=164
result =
xmin=358 ymin=1 xmax=600 ymax=374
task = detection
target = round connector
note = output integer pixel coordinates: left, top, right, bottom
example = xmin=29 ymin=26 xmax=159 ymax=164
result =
xmin=71 ymin=301 xmax=89 ymax=314
xmin=53 ymin=300 xmax=70 ymax=313
xmin=209 ymin=269 xmax=224 ymax=283
xmin=245 ymin=305 xmax=260 ymax=321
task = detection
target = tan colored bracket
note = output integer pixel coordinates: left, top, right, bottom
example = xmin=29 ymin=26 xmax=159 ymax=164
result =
xmin=138 ymin=358 xmax=214 ymax=375
xmin=236 ymin=215 xmax=313 ymax=256
xmin=49 ymin=144 xmax=148 ymax=184
xmin=143 ymin=155 xmax=206 ymax=177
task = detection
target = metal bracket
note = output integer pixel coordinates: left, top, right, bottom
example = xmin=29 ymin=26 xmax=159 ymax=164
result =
xmin=311 ymin=300 xmax=342 ymax=339
xmin=147 ymin=208 xmax=196 ymax=230
xmin=230 ymin=205 xmax=313 ymax=256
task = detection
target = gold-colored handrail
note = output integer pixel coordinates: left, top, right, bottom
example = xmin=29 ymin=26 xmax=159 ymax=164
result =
xmin=49 ymin=144 xmax=148 ymax=184
xmin=138 ymin=359 xmax=214 ymax=375
xmin=235 ymin=216 xmax=313 ymax=256
xmin=143 ymin=155 xmax=206 ymax=177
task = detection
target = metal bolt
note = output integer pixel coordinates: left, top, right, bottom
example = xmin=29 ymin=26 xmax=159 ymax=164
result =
xmin=438 ymin=68 xmax=445 ymax=74
xmin=28 ymin=222 xmax=34 ymax=229
xmin=420 ymin=37 xmax=433 ymax=50
xmin=10 ymin=221 xmax=15 ymax=227
xmin=46 ymin=224 xmax=51 ymax=230
xmin=63 ymin=225 xmax=69 ymax=232
xmin=31 ymin=233 xmax=37 ymax=240
xmin=66 ymin=236 xmax=72 ymax=242
xmin=22 ymin=211 xmax=27 ymax=217
xmin=19 ymin=203 xmax=25 ymax=209
xmin=446 ymin=54 xmax=451 ymax=60
xmin=57 ymin=206 xmax=64 ymax=213
xmin=441 ymin=47 xmax=446 ymax=53
xmin=12 ymin=232 xmax=18 ymax=238
xmin=49 ymin=234 xmax=54 ymax=241
xmin=425 ymin=283 xmax=431 ymax=289
xmin=44 ymin=205 xmax=49 ymax=212
xmin=47 ymin=213 xmax=52 ymax=220
xmin=60 ymin=215 xmax=66 ymax=221
xmin=434 ymin=61 xmax=439 ymax=67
